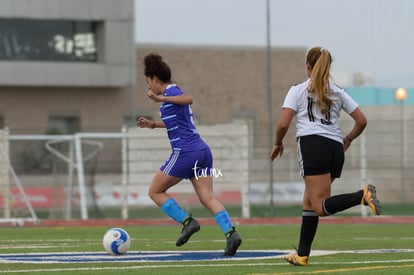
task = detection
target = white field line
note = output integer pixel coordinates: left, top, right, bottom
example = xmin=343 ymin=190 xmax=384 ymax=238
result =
xmin=4 ymin=259 xmax=414 ymax=273
xmin=1 ymin=249 xmax=414 ymax=265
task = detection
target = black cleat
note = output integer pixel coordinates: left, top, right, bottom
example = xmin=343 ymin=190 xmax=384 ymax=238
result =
xmin=176 ymin=217 xmax=200 ymax=246
xmin=223 ymin=230 xmax=242 ymax=256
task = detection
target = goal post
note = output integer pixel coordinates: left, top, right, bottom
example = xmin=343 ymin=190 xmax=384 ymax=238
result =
xmin=0 ymin=128 xmax=10 ymax=219
xmin=0 ymin=128 xmax=39 ymax=224
xmin=72 ymin=131 xmax=128 ymax=220
xmin=6 ymin=131 xmax=127 ymax=221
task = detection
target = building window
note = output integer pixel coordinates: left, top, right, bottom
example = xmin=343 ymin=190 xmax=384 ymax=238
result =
xmin=47 ymin=116 xmax=80 ymax=135
xmin=0 ymin=19 xmax=98 ymax=62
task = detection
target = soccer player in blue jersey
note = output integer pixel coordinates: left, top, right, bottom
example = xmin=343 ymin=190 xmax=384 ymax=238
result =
xmin=136 ymin=53 xmax=241 ymax=256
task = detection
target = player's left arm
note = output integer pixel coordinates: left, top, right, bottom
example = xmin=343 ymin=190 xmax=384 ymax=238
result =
xmin=164 ymin=94 xmax=193 ymax=105
xmin=148 ymin=91 xmax=193 ymax=105
xmin=343 ymin=107 xmax=367 ymax=151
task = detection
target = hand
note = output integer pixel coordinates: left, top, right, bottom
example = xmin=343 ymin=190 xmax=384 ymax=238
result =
xmin=136 ymin=117 xmax=154 ymax=128
xmin=343 ymin=136 xmax=352 ymax=152
xmin=270 ymin=144 xmax=284 ymax=161
xmin=147 ymin=90 xmax=164 ymax=102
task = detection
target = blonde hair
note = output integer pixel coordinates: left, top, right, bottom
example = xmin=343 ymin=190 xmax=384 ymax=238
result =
xmin=306 ymin=47 xmax=332 ymax=115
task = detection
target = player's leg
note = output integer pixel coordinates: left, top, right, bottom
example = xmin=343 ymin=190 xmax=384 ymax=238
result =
xmin=148 ymin=170 xmax=181 ymax=207
xmin=285 ymin=174 xmax=329 ymax=266
xmin=190 ymin=176 xmax=242 ymax=256
xmin=148 ymin=170 xmax=200 ymax=246
xmin=296 ymin=182 xmax=320 ymax=263
xmin=321 ymin=184 xmax=381 ymax=216
xmin=321 ymin=140 xmax=381 ymax=216
xmin=149 ymin=170 xmax=193 ymax=223
xmin=305 ymin=174 xmax=332 ymax=216
xmin=149 ymin=150 xmax=193 ymax=222
xmin=190 ymin=176 xmax=224 ymax=214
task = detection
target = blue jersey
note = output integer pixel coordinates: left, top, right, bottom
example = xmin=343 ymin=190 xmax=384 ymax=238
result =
xmin=160 ymin=84 xmax=208 ymax=152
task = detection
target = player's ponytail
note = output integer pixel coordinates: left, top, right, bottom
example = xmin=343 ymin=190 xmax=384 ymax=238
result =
xmin=144 ymin=53 xmax=172 ymax=83
xmin=307 ymin=47 xmax=332 ymax=115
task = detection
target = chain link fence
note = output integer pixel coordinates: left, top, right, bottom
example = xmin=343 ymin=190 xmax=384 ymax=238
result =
xmin=1 ymin=116 xmax=413 ymax=221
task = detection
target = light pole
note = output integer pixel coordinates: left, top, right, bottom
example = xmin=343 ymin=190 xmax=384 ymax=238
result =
xmin=265 ymin=0 xmax=274 ymax=215
xmin=395 ymin=87 xmax=407 ymax=203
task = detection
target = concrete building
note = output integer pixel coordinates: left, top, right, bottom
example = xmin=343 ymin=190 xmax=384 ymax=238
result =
xmin=0 ymin=2 xmax=307 ymax=144
xmin=135 ymin=45 xmax=306 ymax=149
xmin=0 ymin=0 xmax=306 ymax=145
xmin=0 ymin=0 xmax=136 ymax=134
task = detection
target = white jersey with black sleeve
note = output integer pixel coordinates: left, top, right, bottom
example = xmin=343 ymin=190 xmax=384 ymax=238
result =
xmin=282 ymin=78 xmax=358 ymax=144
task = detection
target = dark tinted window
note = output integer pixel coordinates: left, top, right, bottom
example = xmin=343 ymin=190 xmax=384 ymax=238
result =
xmin=47 ymin=116 xmax=80 ymax=134
xmin=0 ymin=19 xmax=98 ymax=62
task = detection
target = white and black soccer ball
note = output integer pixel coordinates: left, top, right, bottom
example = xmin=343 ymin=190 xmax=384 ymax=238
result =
xmin=102 ymin=227 xmax=131 ymax=255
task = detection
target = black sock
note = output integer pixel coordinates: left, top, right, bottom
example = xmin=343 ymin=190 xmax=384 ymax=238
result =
xmin=297 ymin=210 xmax=319 ymax=257
xmin=323 ymin=190 xmax=363 ymax=216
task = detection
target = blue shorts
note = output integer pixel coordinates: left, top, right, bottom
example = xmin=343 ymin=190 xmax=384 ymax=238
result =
xmin=160 ymin=147 xmax=213 ymax=179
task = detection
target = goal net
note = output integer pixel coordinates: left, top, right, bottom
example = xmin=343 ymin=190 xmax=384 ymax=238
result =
xmin=127 ymin=122 xmax=251 ymax=218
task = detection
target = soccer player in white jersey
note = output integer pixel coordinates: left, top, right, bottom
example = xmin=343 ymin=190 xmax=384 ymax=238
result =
xmin=136 ymin=53 xmax=241 ymax=256
xmin=270 ymin=47 xmax=381 ymax=266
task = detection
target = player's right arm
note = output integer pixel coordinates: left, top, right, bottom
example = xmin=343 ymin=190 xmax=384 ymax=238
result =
xmin=136 ymin=117 xmax=165 ymax=129
xmin=270 ymin=107 xmax=295 ymax=161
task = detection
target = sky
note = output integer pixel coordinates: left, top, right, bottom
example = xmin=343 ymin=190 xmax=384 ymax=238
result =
xmin=135 ymin=0 xmax=414 ymax=88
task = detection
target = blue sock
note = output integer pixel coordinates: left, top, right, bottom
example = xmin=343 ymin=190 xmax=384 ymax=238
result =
xmin=214 ymin=210 xmax=234 ymax=235
xmin=160 ymin=198 xmax=189 ymax=223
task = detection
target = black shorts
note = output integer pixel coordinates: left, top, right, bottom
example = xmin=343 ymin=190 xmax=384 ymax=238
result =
xmin=297 ymin=135 xmax=344 ymax=178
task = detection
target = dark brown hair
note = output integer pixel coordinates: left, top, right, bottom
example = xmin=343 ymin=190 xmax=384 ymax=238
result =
xmin=306 ymin=47 xmax=333 ymax=115
xmin=144 ymin=53 xmax=171 ymax=83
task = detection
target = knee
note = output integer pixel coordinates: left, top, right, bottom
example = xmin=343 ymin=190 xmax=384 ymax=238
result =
xmin=313 ymin=208 xmax=326 ymax=217
xmin=311 ymin=201 xmax=329 ymax=217
xmin=307 ymin=196 xmax=329 ymax=217
xmin=303 ymin=202 xmax=322 ymax=217
xmin=148 ymin=189 xmax=155 ymax=201
xmin=307 ymin=202 xmax=326 ymax=217
xmin=198 ymin=195 xmax=214 ymax=208
xmin=148 ymin=187 xmax=160 ymax=201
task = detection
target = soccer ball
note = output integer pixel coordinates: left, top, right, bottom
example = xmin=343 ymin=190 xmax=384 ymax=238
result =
xmin=102 ymin=227 xmax=131 ymax=255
